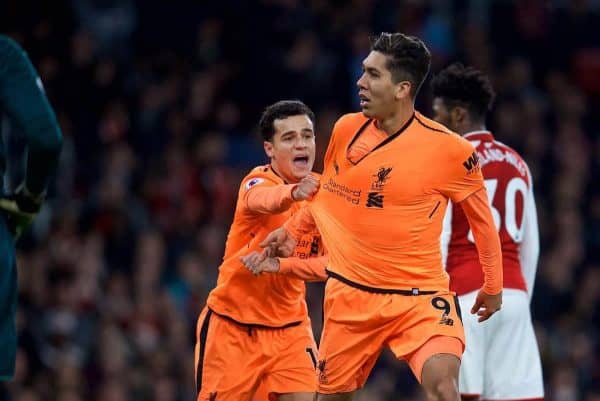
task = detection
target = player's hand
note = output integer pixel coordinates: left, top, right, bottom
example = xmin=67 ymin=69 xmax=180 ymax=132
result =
xmin=0 ymin=185 xmax=43 ymax=240
xmin=240 ymin=251 xmax=281 ymax=275
xmin=259 ymin=227 xmax=297 ymax=257
xmin=292 ymin=174 xmax=320 ymax=201
xmin=471 ymin=289 xmax=502 ymax=322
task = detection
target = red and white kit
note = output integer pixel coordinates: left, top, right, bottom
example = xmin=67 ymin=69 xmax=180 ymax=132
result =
xmin=442 ymin=131 xmax=544 ymax=400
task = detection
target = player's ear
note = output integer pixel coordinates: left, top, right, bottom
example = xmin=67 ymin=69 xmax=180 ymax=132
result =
xmin=395 ymin=81 xmax=412 ymax=100
xmin=451 ymin=106 xmax=468 ymax=125
xmin=264 ymin=140 xmax=274 ymax=158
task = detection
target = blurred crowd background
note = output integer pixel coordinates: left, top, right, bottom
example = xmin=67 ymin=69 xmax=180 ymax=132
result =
xmin=1 ymin=0 xmax=599 ymax=400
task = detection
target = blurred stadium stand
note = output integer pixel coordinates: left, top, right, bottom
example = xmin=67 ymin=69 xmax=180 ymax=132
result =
xmin=1 ymin=0 xmax=599 ymax=400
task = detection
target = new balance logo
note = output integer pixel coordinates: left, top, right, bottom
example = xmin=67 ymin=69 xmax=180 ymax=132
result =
xmin=366 ymin=192 xmax=384 ymax=208
xmin=462 ymin=152 xmax=480 ymax=172
xmin=439 ymin=314 xmax=454 ymax=326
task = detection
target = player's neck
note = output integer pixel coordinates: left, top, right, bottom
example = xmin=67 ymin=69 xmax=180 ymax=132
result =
xmin=460 ymin=122 xmax=487 ymax=136
xmin=376 ymin=106 xmax=414 ymax=136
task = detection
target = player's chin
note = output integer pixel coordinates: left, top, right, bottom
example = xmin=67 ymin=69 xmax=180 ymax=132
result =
xmin=360 ymin=105 xmax=375 ymax=118
xmin=291 ymin=162 xmax=313 ymax=177
xmin=291 ymin=168 xmax=310 ymax=181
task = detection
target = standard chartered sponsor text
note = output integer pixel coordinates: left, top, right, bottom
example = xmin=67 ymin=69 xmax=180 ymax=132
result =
xmin=323 ymin=178 xmax=361 ymax=205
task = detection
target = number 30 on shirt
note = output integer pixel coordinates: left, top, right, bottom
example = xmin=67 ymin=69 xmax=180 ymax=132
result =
xmin=467 ymin=177 xmax=528 ymax=244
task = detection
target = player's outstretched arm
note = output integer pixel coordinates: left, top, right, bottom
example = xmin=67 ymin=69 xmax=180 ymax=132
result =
xmin=256 ymin=205 xmax=317 ymax=256
xmin=279 ymin=255 xmax=328 ymax=281
xmin=245 ymin=174 xmax=320 ymax=214
xmin=241 ymin=253 xmax=328 ymax=282
xmin=246 ymin=184 xmax=296 ymax=214
xmin=258 ymin=226 xmax=298 ymax=258
xmin=460 ymin=187 xmax=503 ymax=322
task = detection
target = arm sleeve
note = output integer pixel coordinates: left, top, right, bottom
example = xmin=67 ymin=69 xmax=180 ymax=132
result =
xmin=244 ymin=182 xmax=296 ymax=214
xmin=438 ymin=137 xmax=484 ymax=202
xmin=440 ymin=202 xmax=453 ymax=268
xmin=519 ymin=169 xmax=540 ymax=300
xmin=278 ymin=255 xmax=328 ymax=282
xmin=459 ymin=188 xmax=503 ymax=294
xmin=283 ymin=206 xmax=316 ymax=241
xmin=0 ymin=35 xmax=63 ymax=196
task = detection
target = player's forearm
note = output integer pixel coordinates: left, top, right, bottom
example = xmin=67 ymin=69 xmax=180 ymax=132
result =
xmin=283 ymin=206 xmax=316 ymax=241
xmin=278 ymin=255 xmax=328 ymax=282
xmin=0 ymin=36 xmax=63 ymax=195
xmin=245 ymin=184 xmax=296 ymax=214
xmin=460 ymin=188 xmax=503 ymax=294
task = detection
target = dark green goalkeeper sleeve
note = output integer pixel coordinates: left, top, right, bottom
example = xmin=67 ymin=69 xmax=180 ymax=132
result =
xmin=0 ymin=35 xmax=63 ymax=196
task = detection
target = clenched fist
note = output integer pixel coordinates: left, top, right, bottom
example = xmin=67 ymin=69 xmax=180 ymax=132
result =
xmin=292 ymin=174 xmax=320 ymax=201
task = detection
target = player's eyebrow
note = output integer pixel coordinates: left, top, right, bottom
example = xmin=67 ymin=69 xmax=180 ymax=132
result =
xmin=362 ymin=64 xmax=381 ymax=75
xmin=280 ymin=130 xmax=300 ymax=138
xmin=282 ymin=128 xmax=313 ymax=136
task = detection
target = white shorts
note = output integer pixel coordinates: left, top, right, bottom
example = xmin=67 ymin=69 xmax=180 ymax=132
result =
xmin=458 ymin=289 xmax=544 ymax=400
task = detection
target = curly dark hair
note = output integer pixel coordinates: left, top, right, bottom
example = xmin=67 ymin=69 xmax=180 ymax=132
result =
xmin=258 ymin=100 xmax=315 ymax=142
xmin=431 ymin=63 xmax=496 ymax=120
xmin=371 ymin=32 xmax=431 ymax=97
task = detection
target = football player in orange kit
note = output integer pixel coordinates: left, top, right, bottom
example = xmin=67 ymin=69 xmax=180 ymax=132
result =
xmin=194 ymin=100 xmax=327 ymax=401
xmin=251 ymin=33 xmax=504 ymax=401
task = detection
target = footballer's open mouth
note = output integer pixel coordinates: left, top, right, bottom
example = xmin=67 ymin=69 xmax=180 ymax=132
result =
xmin=293 ymin=155 xmax=310 ymax=168
xmin=359 ymin=93 xmax=370 ymax=106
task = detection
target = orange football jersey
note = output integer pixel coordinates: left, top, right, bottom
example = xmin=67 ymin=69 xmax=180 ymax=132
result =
xmin=207 ymin=165 xmax=324 ymax=326
xmin=305 ymin=112 xmax=487 ymax=291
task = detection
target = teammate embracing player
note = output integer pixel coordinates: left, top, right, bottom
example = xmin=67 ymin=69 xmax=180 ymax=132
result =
xmin=195 ymin=100 xmax=326 ymax=401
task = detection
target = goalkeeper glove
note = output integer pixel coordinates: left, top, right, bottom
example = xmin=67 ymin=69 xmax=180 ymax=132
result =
xmin=0 ymin=185 xmax=44 ymax=240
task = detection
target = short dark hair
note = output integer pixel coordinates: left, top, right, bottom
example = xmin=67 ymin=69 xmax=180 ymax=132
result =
xmin=431 ymin=63 xmax=496 ymax=120
xmin=371 ymin=32 xmax=431 ymax=97
xmin=258 ymin=100 xmax=316 ymax=142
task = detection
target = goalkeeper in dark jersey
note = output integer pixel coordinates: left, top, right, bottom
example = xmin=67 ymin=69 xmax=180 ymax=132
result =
xmin=0 ymin=35 xmax=63 ymax=380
